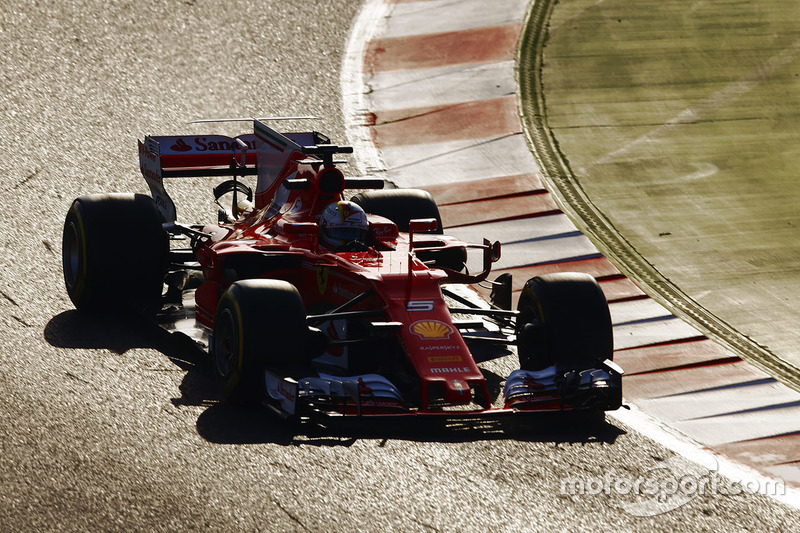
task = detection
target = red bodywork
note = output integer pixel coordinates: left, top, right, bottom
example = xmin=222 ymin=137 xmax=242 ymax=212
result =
xmin=143 ymin=121 xmax=501 ymax=413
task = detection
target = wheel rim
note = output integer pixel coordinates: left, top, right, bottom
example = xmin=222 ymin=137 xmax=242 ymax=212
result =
xmin=63 ymin=221 xmax=80 ymax=290
xmin=214 ymin=308 xmax=238 ymax=379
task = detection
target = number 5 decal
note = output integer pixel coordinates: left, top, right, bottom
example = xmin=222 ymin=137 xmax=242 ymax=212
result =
xmin=407 ymin=300 xmax=434 ymax=312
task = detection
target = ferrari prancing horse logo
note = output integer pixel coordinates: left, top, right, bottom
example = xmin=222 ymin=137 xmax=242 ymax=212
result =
xmin=316 ymin=266 xmax=328 ymax=294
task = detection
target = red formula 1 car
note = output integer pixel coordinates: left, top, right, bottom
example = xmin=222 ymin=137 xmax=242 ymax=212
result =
xmin=62 ymin=120 xmax=622 ymax=422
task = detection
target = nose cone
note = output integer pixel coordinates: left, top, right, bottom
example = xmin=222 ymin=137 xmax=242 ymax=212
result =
xmin=444 ymin=378 xmax=471 ymax=403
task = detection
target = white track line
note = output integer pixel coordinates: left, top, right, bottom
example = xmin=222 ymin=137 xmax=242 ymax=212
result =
xmin=341 ymin=0 xmax=389 ymax=178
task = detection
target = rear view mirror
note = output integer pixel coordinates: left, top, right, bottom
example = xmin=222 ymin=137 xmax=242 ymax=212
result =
xmin=491 ymin=240 xmax=501 ymax=262
xmin=409 ymin=218 xmax=438 ymax=233
xmin=408 ymin=218 xmax=438 ymax=250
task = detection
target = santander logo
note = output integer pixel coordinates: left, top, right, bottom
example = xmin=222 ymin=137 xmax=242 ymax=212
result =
xmin=170 ymin=138 xmax=192 ymax=152
xmin=161 ymin=136 xmax=257 ymax=154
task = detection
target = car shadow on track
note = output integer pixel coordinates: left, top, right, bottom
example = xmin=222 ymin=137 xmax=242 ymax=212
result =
xmin=195 ymin=406 xmax=626 ymax=447
xmin=44 ymin=309 xmax=223 ymax=405
xmin=45 ymin=310 xmax=178 ymax=355
xmin=45 ymin=311 xmax=626 ymax=448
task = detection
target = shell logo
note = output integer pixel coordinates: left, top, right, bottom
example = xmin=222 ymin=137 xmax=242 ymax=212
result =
xmin=410 ymin=320 xmax=454 ymax=340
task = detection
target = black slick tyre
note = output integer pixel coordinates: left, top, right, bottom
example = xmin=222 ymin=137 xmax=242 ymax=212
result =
xmin=212 ymin=279 xmax=308 ymax=404
xmin=352 ymin=189 xmax=466 ymax=270
xmin=350 ymin=189 xmax=443 ymax=233
xmin=62 ymin=193 xmax=167 ymax=317
xmin=516 ymin=272 xmax=613 ymax=371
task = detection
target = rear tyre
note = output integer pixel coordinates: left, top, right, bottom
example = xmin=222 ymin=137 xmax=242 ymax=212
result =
xmin=62 ymin=193 xmax=167 ymax=317
xmin=352 ymin=189 xmax=465 ymax=270
xmin=212 ymin=280 xmax=309 ymax=404
xmin=350 ymin=189 xmax=443 ymax=233
xmin=516 ymin=273 xmax=613 ymax=371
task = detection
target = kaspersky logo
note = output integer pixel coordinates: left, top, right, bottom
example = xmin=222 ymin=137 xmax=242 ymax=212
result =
xmin=410 ymin=320 xmax=454 ymax=340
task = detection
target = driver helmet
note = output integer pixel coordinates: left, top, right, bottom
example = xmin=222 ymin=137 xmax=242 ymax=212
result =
xmin=319 ymin=200 xmax=369 ymax=250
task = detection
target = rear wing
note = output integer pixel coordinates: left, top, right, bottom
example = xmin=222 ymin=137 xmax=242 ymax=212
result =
xmin=138 ymin=122 xmax=326 ymax=222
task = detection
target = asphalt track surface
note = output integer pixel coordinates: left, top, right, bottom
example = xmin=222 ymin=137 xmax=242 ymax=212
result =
xmin=1 ymin=1 xmax=799 ymax=532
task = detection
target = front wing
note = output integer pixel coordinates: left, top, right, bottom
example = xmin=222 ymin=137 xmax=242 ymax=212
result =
xmin=262 ymin=360 xmax=623 ymax=421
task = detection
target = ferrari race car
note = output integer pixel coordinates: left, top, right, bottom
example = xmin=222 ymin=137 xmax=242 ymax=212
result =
xmin=61 ymin=120 xmax=623 ymax=422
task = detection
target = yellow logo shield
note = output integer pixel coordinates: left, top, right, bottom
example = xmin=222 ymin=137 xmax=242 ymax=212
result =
xmin=316 ymin=266 xmax=328 ymax=294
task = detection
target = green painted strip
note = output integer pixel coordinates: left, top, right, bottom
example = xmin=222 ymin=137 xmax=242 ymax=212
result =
xmin=516 ymin=0 xmax=800 ymax=392
xmin=254 ymin=121 xmax=288 ymax=148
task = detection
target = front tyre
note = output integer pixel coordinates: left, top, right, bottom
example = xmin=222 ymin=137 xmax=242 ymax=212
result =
xmin=516 ymin=273 xmax=613 ymax=371
xmin=212 ymin=280 xmax=309 ymax=404
xmin=62 ymin=193 xmax=167 ymax=317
